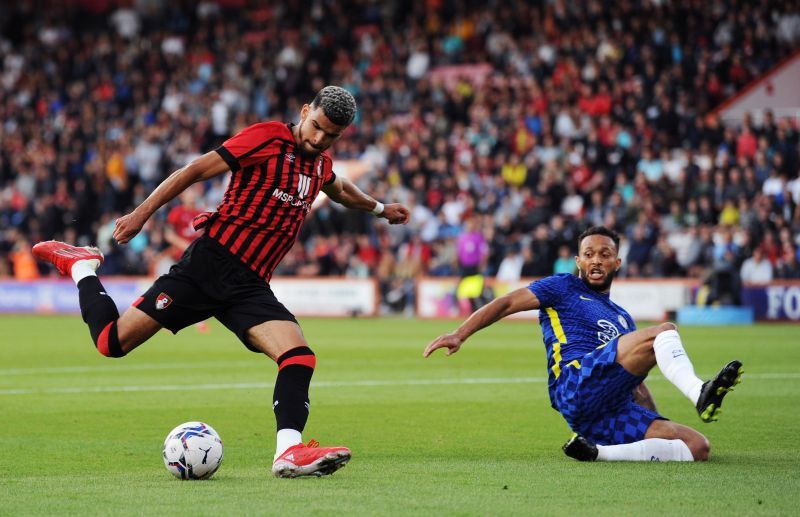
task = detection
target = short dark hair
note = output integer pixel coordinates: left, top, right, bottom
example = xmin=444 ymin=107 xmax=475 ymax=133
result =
xmin=578 ymin=226 xmax=620 ymax=251
xmin=311 ymin=86 xmax=357 ymax=126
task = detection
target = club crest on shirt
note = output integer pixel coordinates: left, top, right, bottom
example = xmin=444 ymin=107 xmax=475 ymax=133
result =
xmin=285 ymin=153 xmax=295 ymax=162
xmin=155 ymin=293 xmax=172 ymax=310
xmin=596 ymin=319 xmax=620 ymax=343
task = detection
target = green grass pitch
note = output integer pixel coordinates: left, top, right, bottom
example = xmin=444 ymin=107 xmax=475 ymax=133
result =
xmin=1 ymin=315 xmax=799 ymax=515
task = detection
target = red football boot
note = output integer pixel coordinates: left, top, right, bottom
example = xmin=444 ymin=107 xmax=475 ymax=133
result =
xmin=272 ymin=439 xmax=351 ymax=478
xmin=32 ymin=241 xmax=104 ymax=276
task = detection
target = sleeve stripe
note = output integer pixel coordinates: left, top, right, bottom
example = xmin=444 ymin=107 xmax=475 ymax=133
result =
xmin=238 ymin=137 xmax=283 ymax=161
xmin=215 ymin=146 xmax=240 ymax=172
xmin=323 ymin=171 xmax=337 ymax=185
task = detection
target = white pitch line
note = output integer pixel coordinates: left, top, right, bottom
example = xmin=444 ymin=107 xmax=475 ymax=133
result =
xmin=0 ymin=360 xmax=261 ymax=376
xmin=5 ymin=360 xmax=797 ymax=380
xmin=1 ymin=373 xmax=798 ymax=396
xmin=0 ymin=377 xmax=546 ymax=396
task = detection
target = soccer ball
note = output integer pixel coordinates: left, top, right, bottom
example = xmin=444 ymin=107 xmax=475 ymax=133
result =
xmin=162 ymin=421 xmax=224 ymax=480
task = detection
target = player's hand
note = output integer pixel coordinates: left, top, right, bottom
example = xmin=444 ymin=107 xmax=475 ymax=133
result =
xmin=112 ymin=211 xmax=147 ymax=244
xmin=423 ymin=332 xmax=464 ymax=358
xmin=379 ymin=203 xmax=410 ymax=224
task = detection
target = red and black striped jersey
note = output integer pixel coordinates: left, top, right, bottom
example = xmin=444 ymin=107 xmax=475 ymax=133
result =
xmin=207 ymin=121 xmax=336 ymax=282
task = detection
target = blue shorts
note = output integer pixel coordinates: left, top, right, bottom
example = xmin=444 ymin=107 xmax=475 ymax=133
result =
xmin=552 ymin=338 xmax=664 ymax=445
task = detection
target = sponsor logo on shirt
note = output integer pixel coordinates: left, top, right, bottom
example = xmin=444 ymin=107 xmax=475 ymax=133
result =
xmin=272 ymin=188 xmax=312 ymax=212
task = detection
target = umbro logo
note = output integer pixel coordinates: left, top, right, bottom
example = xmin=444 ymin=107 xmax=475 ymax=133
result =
xmin=579 ymin=295 xmax=593 ymax=301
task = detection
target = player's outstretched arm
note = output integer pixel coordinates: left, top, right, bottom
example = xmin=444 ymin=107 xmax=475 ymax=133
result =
xmin=322 ymin=176 xmax=410 ymax=224
xmin=423 ymin=287 xmax=540 ymax=358
xmin=113 ymin=151 xmax=231 ymax=244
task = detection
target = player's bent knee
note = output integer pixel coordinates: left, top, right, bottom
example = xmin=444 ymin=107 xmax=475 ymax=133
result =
xmin=688 ymin=435 xmax=711 ymax=461
xmin=116 ymin=328 xmax=143 ymax=353
xmin=244 ymin=320 xmax=309 ymax=360
xmin=115 ymin=308 xmax=162 ymax=354
xmin=95 ymin=321 xmax=125 ymax=358
xmin=658 ymin=322 xmax=677 ymax=333
xmin=115 ymin=323 xmax=142 ymax=352
xmin=678 ymin=428 xmax=710 ymax=461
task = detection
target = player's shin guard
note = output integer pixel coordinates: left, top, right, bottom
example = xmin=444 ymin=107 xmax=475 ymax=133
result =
xmin=273 ymin=346 xmax=316 ymax=432
xmin=78 ymin=276 xmax=125 ymax=358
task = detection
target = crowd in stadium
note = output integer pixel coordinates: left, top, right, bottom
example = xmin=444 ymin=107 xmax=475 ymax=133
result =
xmin=2 ymin=0 xmax=800 ymax=311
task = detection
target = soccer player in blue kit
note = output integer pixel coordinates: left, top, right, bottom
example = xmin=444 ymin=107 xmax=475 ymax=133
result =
xmin=424 ymin=226 xmax=743 ymax=462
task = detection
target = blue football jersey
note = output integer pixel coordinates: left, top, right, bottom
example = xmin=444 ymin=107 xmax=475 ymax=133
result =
xmin=527 ymin=274 xmax=636 ymax=390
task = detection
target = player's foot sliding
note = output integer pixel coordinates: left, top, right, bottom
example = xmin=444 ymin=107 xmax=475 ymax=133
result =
xmin=272 ymin=439 xmax=351 ymax=478
xmin=562 ymin=434 xmax=598 ymax=462
xmin=696 ymin=360 xmax=743 ymax=423
xmin=32 ymin=241 xmax=103 ymax=277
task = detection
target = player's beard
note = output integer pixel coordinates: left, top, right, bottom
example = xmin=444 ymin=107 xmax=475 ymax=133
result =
xmin=578 ymin=267 xmax=616 ymax=293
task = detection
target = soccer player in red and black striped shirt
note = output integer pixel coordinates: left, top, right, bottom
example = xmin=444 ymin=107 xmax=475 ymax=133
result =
xmin=33 ymin=86 xmax=410 ymax=478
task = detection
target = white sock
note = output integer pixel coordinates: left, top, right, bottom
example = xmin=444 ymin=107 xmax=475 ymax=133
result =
xmin=597 ymin=439 xmax=694 ymax=461
xmin=275 ymin=429 xmax=303 ymax=460
xmin=70 ymin=259 xmax=101 ymax=285
xmin=653 ymin=329 xmax=704 ymax=405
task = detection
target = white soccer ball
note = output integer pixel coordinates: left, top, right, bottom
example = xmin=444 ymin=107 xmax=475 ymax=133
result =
xmin=162 ymin=421 xmax=224 ymax=480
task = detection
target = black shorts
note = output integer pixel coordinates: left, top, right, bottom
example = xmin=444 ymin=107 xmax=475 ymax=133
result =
xmin=135 ymin=237 xmax=297 ymax=352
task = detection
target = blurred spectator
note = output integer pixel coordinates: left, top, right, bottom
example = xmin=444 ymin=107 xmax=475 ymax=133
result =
xmin=530 ymin=224 xmax=554 ymax=273
xmin=650 ymin=236 xmax=680 ymax=277
xmin=165 ymin=185 xmax=205 ymax=261
xmin=705 ymin=248 xmax=742 ymax=306
xmin=495 ymin=244 xmax=524 ymax=282
xmin=10 ymin=236 xmax=40 ymax=280
xmin=626 ymin=225 xmax=653 ymax=277
xmin=552 ymin=245 xmax=575 ymax=275
xmin=740 ymin=247 xmax=774 ymax=284
xmin=775 ymin=246 xmax=800 ymax=279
